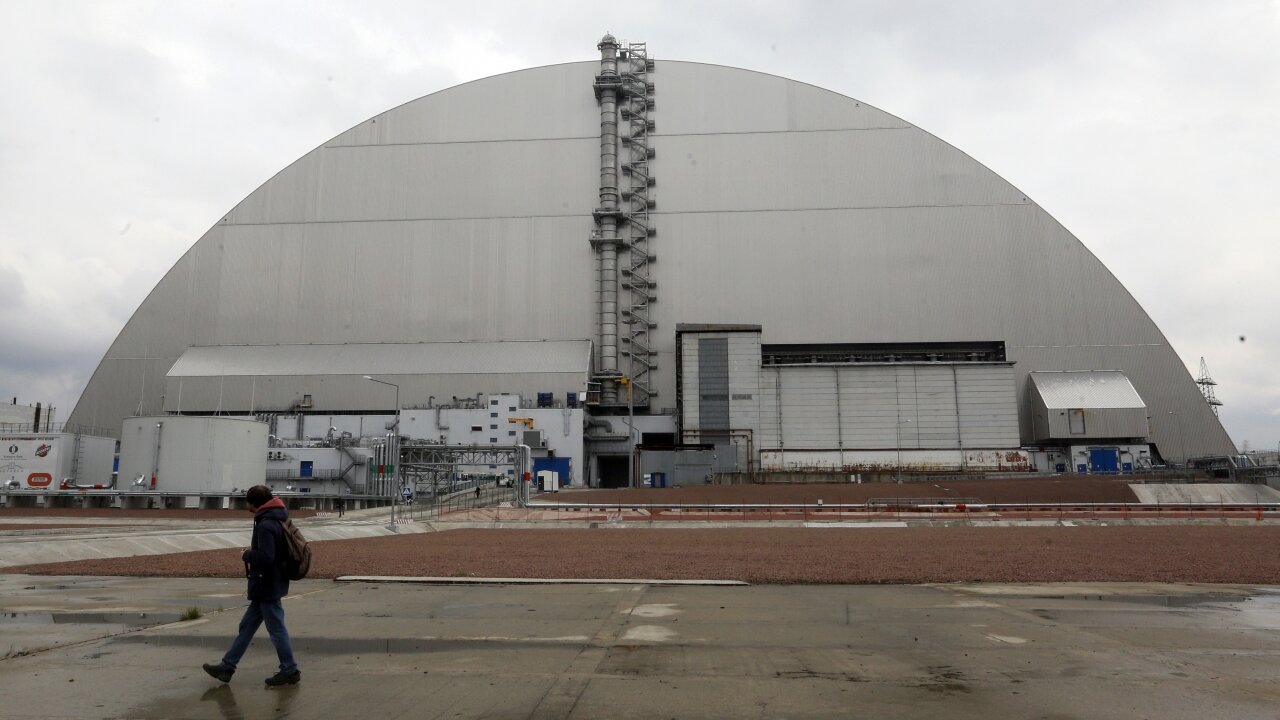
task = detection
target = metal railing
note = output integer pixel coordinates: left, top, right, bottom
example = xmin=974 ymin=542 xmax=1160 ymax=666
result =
xmin=265 ymin=468 xmax=343 ymax=480
xmin=398 ymin=478 xmax=519 ymax=521
xmin=0 ymin=422 xmax=116 ymax=438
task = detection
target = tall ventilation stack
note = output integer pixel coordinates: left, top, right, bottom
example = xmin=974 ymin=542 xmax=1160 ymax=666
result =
xmin=592 ymin=35 xmax=656 ymax=409
xmin=591 ymin=33 xmax=624 ymax=405
xmin=1195 ymin=357 xmax=1223 ymax=416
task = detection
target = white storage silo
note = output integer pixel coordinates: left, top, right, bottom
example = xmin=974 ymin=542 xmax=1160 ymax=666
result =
xmin=118 ymin=416 xmax=267 ymax=495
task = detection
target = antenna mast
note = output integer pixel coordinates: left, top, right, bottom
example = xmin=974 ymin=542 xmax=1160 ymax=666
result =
xmin=1195 ymin=357 xmax=1223 ymax=416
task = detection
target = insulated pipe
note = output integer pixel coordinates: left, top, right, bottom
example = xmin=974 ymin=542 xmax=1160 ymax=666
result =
xmin=63 ymin=458 xmax=118 ymax=491
xmin=596 ymin=34 xmax=621 ymax=403
xmin=151 ymin=421 xmax=163 ymax=489
xmin=584 ymin=416 xmax=630 ymax=441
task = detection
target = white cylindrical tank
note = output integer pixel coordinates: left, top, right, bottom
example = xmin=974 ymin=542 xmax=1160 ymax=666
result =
xmin=119 ymin=416 xmax=267 ymax=493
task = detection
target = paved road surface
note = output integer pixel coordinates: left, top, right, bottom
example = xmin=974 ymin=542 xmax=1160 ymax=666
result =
xmin=1 ymin=575 xmax=1277 ymax=719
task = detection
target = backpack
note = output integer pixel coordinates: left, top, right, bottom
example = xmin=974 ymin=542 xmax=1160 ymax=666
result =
xmin=279 ymin=518 xmax=312 ymax=581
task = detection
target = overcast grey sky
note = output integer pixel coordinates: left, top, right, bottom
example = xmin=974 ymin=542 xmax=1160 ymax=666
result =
xmin=2 ymin=1 xmax=1277 ymax=450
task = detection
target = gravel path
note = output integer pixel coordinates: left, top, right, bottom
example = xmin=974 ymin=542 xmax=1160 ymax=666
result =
xmin=560 ymin=476 xmax=1140 ymax=505
xmin=8 ymin=525 xmax=1280 ymax=584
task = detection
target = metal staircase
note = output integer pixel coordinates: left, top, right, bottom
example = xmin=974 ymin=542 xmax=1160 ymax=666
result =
xmin=618 ymin=41 xmax=656 ymax=408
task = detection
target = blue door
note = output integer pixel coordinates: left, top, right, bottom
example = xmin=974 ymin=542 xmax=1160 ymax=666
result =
xmin=1089 ymin=448 xmax=1119 ymax=473
xmin=300 ymin=461 xmax=313 ymax=478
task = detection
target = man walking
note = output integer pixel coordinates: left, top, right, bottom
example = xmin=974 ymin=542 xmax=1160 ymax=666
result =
xmin=203 ymin=485 xmax=301 ymax=686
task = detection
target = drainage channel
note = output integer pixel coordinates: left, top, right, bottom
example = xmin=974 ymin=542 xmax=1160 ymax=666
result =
xmin=1030 ymin=592 xmax=1249 ymax=607
xmin=1 ymin=611 xmax=183 ymax=626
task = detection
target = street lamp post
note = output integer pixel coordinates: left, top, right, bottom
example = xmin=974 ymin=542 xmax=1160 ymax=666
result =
xmin=364 ymin=376 xmax=400 ymax=527
xmin=1168 ymin=410 xmax=1187 ymax=468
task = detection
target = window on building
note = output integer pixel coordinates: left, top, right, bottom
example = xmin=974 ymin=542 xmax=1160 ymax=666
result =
xmin=1069 ymin=409 xmax=1086 ymax=434
xmin=470 ymin=425 xmax=482 ymax=432
xmin=490 ymin=412 xmax=498 ymax=418
xmin=489 ymin=437 xmax=497 ymax=444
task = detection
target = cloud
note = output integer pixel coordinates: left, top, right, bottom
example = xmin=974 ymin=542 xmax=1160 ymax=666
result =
xmin=0 ymin=265 xmax=25 ymax=310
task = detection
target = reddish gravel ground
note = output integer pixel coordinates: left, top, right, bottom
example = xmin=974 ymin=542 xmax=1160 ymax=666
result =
xmin=8 ymin=526 xmax=1280 ymax=584
xmin=568 ymin=476 xmax=1140 ymax=505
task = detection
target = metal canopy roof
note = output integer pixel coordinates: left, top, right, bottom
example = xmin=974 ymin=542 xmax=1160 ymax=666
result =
xmin=167 ymin=340 xmax=592 ymax=378
xmin=1030 ymin=371 xmax=1146 ymax=410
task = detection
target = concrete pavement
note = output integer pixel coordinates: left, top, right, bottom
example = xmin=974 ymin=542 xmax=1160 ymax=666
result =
xmin=1 ymin=575 xmax=1278 ymax=719
xmin=0 ymin=511 xmax=433 ymax=569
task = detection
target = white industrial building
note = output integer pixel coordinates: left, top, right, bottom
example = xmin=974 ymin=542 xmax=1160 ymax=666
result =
xmin=1 ymin=398 xmax=55 ymax=432
xmin=1 ymin=432 xmax=115 ymax=493
xmin=54 ymin=35 xmax=1234 ymax=494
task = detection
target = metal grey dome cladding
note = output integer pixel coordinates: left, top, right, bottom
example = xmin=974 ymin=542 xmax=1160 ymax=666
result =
xmin=68 ymin=60 xmax=1234 ymax=460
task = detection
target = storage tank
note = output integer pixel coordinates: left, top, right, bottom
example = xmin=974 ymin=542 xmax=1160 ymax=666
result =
xmin=118 ymin=416 xmax=267 ymax=494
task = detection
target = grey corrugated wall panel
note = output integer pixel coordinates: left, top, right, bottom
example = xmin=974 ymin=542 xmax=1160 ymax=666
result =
xmin=1078 ymin=408 xmax=1149 ymax=440
xmin=679 ymin=337 xmax=701 ymax=433
xmin=70 ymin=60 xmax=1235 ymax=462
xmin=681 ymin=331 xmax=762 ymax=439
xmin=956 ymin=366 xmax=1021 ymax=447
xmin=658 ymin=131 xmax=1023 ymax=213
xmin=759 ymin=369 xmax=781 ymax=448
xmin=168 ymin=341 xmax=591 ymax=377
xmin=726 ymin=334 xmax=762 ymax=432
xmin=329 ymin=63 xmax=601 ymax=147
xmin=1030 ymin=371 xmax=1145 ymax=409
xmin=657 ymin=63 xmax=911 ymax=135
xmin=776 ymin=367 xmax=840 ymax=448
xmin=1035 ymin=407 xmax=1150 ymax=442
xmin=228 ymin=141 xmax=598 ymax=224
xmin=163 ymin=372 xmax=587 ymax=415
xmin=697 ymin=338 xmax=730 ymax=433
xmin=765 ymin=364 xmax=1018 ymax=451
xmin=1029 ymin=371 xmax=1150 ymax=441
xmin=838 ymin=366 xmax=901 ymax=448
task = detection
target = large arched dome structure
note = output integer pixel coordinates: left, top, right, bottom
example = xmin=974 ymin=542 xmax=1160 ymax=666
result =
xmin=69 ymin=44 xmax=1235 ymax=467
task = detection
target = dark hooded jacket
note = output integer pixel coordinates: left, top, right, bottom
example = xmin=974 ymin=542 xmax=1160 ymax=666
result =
xmin=243 ymin=497 xmax=291 ymax=602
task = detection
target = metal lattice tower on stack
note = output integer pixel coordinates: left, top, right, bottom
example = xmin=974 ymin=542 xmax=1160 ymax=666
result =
xmin=1196 ymin=357 xmax=1223 ymax=416
xmin=619 ymin=41 xmax=656 ymax=409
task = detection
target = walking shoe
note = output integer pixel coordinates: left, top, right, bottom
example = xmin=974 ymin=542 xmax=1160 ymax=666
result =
xmin=264 ymin=669 xmax=301 ymax=686
xmin=202 ymin=663 xmax=234 ymax=683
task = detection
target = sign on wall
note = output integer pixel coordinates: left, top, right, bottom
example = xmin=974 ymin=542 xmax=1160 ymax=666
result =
xmin=0 ymin=436 xmax=59 ymax=488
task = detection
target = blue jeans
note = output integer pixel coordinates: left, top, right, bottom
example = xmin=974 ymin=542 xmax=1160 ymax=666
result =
xmin=221 ymin=599 xmax=298 ymax=674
